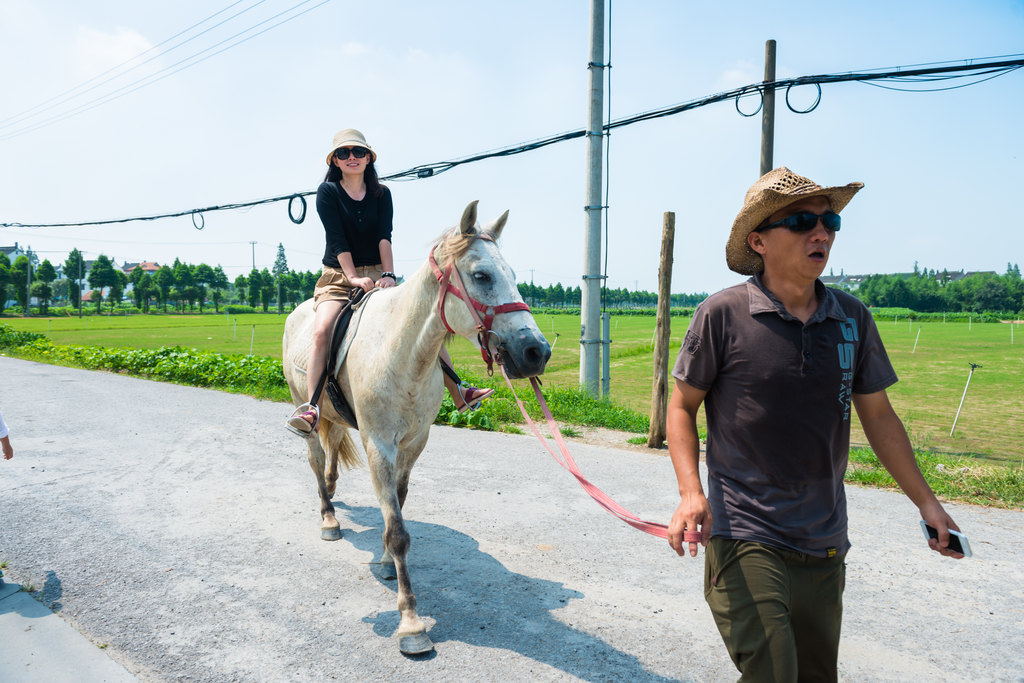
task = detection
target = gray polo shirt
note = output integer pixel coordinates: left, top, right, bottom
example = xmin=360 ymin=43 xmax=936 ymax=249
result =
xmin=672 ymin=275 xmax=897 ymax=557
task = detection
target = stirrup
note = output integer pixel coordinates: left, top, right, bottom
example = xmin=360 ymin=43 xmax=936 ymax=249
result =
xmin=286 ymin=402 xmax=320 ymax=438
xmin=457 ymin=384 xmax=493 ymax=413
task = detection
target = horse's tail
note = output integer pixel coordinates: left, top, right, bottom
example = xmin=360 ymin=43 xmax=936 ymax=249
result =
xmin=320 ymin=421 xmax=362 ymax=471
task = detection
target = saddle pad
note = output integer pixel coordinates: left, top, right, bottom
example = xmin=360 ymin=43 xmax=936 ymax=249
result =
xmin=290 ymin=289 xmax=376 ymax=378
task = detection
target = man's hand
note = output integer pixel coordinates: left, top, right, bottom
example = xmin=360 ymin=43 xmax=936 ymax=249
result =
xmin=921 ymin=501 xmax=965 ymax=559
xmin=667 ymin=492 xmax=711 ymax=557
xmin=853 ymin=390 xmax=965 ymax=561
xmin=1 ymin=437 xmax=12 ymax=460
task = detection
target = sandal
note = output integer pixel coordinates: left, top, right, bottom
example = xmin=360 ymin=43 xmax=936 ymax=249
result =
xmin=457 ymin=385 xmax=493 ymax=413
xmin=286 ymin=402 xmax=319 ymax=438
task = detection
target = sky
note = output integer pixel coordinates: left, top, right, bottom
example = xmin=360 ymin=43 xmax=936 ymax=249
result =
xmin=1 ymin=1 xmax=1022 ymax=296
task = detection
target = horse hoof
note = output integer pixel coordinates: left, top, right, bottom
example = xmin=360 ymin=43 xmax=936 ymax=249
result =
xmin=399 ymin=632 xmax=434 ymax=655
xmin=379 ymin=562 xmax=397 ymax=580
xmin=321 ymin=527 xmax=342 ymax=541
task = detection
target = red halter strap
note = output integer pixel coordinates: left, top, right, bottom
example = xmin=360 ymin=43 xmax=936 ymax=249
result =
xmin=428 ymin=236 xmax=531 ymax=373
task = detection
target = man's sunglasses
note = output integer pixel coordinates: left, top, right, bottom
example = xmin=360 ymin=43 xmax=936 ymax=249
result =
xmin=756 ymin=210 xmax=841 ymax=233
xmin=334 ymin=146 xmax=370 ymax=160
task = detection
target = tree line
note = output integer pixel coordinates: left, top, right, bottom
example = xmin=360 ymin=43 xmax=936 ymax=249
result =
xmin=5 ymin=246 xmax=1018 ymax=317
xmin=1 ymin=241 xmax=712 ymax=315
xmin=516 ymin=282 xmax=708 ymax=308
xmin=844 ymin=263 xmax=1023 ymax=314
xmin=0 ymin=245 xmax=321 ymax=315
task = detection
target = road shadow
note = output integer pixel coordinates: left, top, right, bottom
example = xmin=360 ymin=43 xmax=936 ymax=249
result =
xmin=0 ymin=571 xmax=60 ymax=619
xmin=337 ymin=502 xmax=679 ymax=683
xmin=41 ymin=569 xmax=63 ymax=611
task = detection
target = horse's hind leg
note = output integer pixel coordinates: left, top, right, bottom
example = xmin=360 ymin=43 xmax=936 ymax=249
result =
xmin=368 ymin=448 xmax=433 ymax=655
xmin=306 ymin=428 xmax=342 ymax=541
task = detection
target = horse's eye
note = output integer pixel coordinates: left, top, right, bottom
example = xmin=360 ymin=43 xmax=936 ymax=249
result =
xmin=472 ymin=271 xmax=492 ymax=284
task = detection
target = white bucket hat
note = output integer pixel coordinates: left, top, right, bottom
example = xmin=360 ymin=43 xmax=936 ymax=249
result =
xmin=325 ymin=128 xmax=376 ymax=165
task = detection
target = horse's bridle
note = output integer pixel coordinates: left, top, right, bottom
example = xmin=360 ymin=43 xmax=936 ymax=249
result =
xmin=428 ymin=235 xmax=530 ymax=374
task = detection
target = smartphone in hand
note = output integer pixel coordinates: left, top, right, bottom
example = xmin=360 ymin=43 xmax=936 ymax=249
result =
xmin=920 ymin=520 xmax=972 ymax=557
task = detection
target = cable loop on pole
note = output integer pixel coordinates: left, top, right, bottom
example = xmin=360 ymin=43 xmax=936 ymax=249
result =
xmin=734 ymin=86 xmax=763 ymax=117
xmin=287 ymin=194 xmax=307 ymax=224
xmin=785 ymin=82 xmax=822 ymax=113
xmin=191 ymin=210 xmax=205 ymax=230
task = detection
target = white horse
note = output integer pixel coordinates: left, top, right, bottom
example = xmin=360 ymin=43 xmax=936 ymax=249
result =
xmin=282 ymin=201 xmax=550 ymax=654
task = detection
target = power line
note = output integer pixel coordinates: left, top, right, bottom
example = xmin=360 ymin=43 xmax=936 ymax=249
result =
xmin=3 ymin=54 xmax=1022 ymax=229
xmin=0 ymin=0 xmax=331 ymax=142
xmin=0 ymin=0 xmax=259 ymax=131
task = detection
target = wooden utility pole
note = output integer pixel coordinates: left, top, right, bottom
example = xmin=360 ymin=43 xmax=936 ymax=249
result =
xmin=760 ymin=39 xmax=777 ymax=176
xmin=647 ymin=212 xmax=675 ymax=448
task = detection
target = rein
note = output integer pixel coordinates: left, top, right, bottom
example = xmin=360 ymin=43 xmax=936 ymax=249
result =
xmin=498 ymin=365 xmax=670 ymax=539
xmin=429 ymin=236 xmax=530 ymax=374
xmin=430 ymin=234 xmax=668 ymax=539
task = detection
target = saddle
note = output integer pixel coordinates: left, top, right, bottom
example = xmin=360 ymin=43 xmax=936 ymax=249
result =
xmin=310 ymin=288 xmax=372 ymax=430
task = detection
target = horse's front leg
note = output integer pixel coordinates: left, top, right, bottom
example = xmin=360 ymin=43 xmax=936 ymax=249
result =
xmin=368 ymin=448 xmax=433 ymax=655
xmin=306 ymin=430 xmax=342 ymax=541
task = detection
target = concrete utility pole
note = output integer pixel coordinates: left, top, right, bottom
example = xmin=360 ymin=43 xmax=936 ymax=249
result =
xmin=249 ymin=241 xmax=257 ymax=271
xmin=760 ymin=39 xmax=777 ymax=176
xmin=580 ymin=0 xmax=606 ymax=396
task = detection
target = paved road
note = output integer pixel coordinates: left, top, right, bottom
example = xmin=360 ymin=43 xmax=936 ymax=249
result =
xmin=0 ymin=356 xmax=1021 ymax=682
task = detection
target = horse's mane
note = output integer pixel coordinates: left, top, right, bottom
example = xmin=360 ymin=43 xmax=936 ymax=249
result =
xmin=430 ymin=225 xmax=492 ymax=348
xmin=430 ymin=226 xmax=490 ymax=263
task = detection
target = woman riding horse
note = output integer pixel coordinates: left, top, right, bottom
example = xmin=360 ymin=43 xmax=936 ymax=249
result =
xmin=286 ymin=128 xmax=492 ymax=437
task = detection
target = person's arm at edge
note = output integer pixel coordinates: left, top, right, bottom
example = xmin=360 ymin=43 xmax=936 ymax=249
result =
xmin=666 ymin=378 xmax=712 ymax=557
xmin=0 ymin=411 xmax=10 ymax=460
xmin=852 ymin=389 xmax=964 ymax=559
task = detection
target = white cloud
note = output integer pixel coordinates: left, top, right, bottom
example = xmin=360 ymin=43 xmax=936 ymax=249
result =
xmin=74 ymin=25 xmax=154 ymax=79
xmin=714 ymin=60 xmax=760 ymax=91
xmin=342 ymin=41 xmax=368 ymax=57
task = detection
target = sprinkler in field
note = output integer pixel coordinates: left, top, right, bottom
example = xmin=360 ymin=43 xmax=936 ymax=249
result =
xmin=950 ymin=362 xmax=982 ymax=436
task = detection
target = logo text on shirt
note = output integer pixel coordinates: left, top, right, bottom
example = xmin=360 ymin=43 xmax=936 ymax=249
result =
xmin=836 ymin=318 xmax=858 ymax=420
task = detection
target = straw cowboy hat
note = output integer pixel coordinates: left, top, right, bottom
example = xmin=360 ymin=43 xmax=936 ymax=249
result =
xmin=726 ymin=167 xmax=864 ymax=275
xmin=325 ymin=128 xmax=377 ymax=165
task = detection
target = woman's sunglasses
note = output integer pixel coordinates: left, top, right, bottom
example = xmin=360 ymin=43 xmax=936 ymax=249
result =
xmin=334 ymin=146 xmax=370 ymax=160
xmin=755 ymin=210 xmax=841 ymax=233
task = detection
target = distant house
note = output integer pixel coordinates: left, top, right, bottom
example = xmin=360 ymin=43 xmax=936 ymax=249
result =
xmin=121 ymin=260 xmax=161 ymax=275
xmin=1 ymin=242 xmax=27 ymax=262
xmin=820 ymin=270 xmax=867 ymax=290
xmin=821 ymin=268 xmax=998 ymax=291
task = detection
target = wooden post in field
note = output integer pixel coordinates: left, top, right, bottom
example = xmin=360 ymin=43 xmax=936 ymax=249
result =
xmin=647 ymin=212 xmax=675 ymax=448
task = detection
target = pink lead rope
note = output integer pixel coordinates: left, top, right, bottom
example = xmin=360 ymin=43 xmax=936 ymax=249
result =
xmin=431 ymin=237 xmax=684 ymax=542
xmin=498 ymin=364 xmax=672 ymax=539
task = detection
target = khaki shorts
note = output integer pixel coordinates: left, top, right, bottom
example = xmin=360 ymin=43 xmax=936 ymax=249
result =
xmin=312 ymin=264 xmax=382 ymax=310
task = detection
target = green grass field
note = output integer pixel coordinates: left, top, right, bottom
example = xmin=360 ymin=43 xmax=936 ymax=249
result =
xmin=5 ymin=311 xmax=1022 ymax=464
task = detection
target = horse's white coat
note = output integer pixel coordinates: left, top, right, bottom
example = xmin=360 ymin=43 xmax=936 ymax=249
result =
xmin=282 ymin=201 xmax=550 ymax=653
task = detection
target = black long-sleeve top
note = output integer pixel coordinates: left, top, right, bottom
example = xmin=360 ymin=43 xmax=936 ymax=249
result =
xmin=316 ymin=181 xmax=393 ymax=268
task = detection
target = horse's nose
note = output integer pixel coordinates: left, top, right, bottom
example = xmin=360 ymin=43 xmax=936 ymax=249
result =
xmin=522 ymin=338 xmax=551 ymax=374
xmin=499 ymin=329 xmax=551 ymax=378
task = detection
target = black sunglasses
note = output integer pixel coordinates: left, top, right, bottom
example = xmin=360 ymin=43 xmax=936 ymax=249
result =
xmin=756 ymin=210 xmax=841 ymax=233
xmin=334 ymin=146 xmax=370 ymax=160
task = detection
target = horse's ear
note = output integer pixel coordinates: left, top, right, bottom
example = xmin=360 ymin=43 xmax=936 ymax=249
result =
xmin=483 ymin=210 xmax=509 ymax=240
xmin=460 ymin=201 xmax=479 ymax=236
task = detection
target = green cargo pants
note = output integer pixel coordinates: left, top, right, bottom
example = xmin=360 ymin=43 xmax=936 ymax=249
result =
xmin=704 ymin=538 xmax=846 ymax=683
